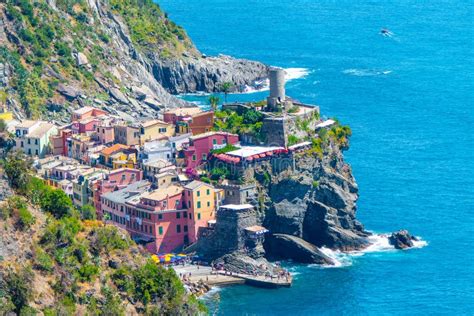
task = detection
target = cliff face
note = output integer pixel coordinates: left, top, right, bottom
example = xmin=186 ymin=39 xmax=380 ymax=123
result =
xmin=0 ymin=0 xmax=268 ymax=121
xmin=262 ymin=145 xmax=370 ymax=252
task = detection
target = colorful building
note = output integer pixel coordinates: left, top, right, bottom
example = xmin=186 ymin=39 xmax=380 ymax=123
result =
xmin=114 ymin=124 xmax=140 ymax=146
xmin=137 ymin=119 xmax=174 ymax=144
xmin=183 ymin=180 xmax=216 ymax=243
xmin=183 ymin=131 xmax=239 ymax=170
xmin=163 ymin=107 xmax=214 ymax=135
xmin=71 ymin=106 xmax=107 ymax=122
xmin=93 ymin=168 xmax=142 ymax=218
xmin=98 ymin=144 xmax=137 ymax=169
xmin=14 ymin=120 xmax=58 ymax=158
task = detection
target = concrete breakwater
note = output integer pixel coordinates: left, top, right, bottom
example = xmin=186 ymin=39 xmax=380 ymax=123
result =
xmin=173 ymin=264 xmax=292 ymax=296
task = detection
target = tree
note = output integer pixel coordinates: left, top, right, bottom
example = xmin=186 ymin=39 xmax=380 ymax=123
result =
xmin=40 ymin=189 xmax=73 ymax=218
xmin=80 ymin=204 xmax=97 ymax=220
xmin=208 ymin=95 xmax=220 ymax=112
xmin=220 ymin=81 xmax=234 ymax=103
xmin=3 ymin=151 xmax=32 ymax=194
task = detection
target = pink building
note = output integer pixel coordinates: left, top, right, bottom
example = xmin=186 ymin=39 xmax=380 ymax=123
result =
xmin=93 ymin=168 xmax=142 ymax=218
xmin=183 ymin=132 xmax=239 ymax=170
xmin=72 ymin=106 xmax=107 ymax=121
xmin=132 ymin=185 xmax=186 ymax=253
xmin=102 ymin=180 xmax=218 ymax=254
xmin=95 ymin=123 xmax=115 ymax=144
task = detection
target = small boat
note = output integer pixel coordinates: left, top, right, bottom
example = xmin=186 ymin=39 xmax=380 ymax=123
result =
xmin=381 ymin=28 xmax=393 ymax=37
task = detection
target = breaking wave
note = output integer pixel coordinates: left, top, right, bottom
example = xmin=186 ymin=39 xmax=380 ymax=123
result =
xmin=312 ymin=233 xmax=427 ymax=269
xmin=343 ymin=68 xmax=392 ymax=77
xmin=241 ymin=67 xmax=310 ymax=93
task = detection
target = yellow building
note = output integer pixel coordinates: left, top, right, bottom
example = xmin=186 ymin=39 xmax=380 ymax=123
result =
xmin=139 ymin=119 xmax=174 ymax=144
xmin=183 ymin=180 xmax=216 ymax=243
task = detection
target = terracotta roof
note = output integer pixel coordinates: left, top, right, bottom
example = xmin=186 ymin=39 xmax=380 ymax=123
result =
xmin=101 ymin=144 xmax=129 ymax=155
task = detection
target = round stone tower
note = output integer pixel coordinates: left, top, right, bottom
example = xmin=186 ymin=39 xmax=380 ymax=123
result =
xmin=267 ymin=67 xmax=286 ymax=111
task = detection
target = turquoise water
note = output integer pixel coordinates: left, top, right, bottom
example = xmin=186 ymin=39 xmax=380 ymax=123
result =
xmin=160 ymin=1 xmax=474 ymax=314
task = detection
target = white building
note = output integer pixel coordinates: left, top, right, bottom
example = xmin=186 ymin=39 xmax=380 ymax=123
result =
xmin=14 ymin=120 xmax=58 ymax=158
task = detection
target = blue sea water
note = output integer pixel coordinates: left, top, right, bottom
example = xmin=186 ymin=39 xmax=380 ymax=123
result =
xmin=159 ymin=1 xmax=474 ymax=314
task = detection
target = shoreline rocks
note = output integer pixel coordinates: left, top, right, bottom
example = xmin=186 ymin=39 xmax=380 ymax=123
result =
xmin=389 ymin=230 xmax=419 ymax=249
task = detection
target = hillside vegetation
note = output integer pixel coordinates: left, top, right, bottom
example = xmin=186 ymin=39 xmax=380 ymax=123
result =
xmin=0 ymin=151 xmax=206 ymax=315
xmin=0 ymin=0 xmax=195 ymax=120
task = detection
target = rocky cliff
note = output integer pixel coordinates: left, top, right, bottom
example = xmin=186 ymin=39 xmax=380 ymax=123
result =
xmin=0 ymin=0 xmax=268 ymax=121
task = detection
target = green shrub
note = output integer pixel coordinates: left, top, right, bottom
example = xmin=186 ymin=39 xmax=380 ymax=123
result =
xmin=90 ymin=225 xmax=130 ymax=254
xmin=4 ymin=265 xmax=34 ymax=314
xmin=17 ymin=206 xmax=35 ymax=230
xmin=312 ymin=180 xmax=319 ymax=187
xmin=40 ymin=188 xmax=73 ymax=218
xmin=288 ymin=135 xmax=300 ymax=146
xmin=80 ymin=204 xmax=96 ymax=220
xmin=35 ymin=248 xmax=54 ymax=272
xmin=77 ymin=263 xmax=99 ymax=282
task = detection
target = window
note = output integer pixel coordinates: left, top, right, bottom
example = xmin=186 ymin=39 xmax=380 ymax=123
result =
xmin=197 ymin=201 xmax=201 ymax=209
xmin=189 ymin=213 xmax=192 ymax=219
xmin=212 ymin=139 xmax=217 ymax=145
xmin=176 ymin=212 xmax=181 ymax=219
xmin=192 ymin=154 xmax=196 ymax=161
xmin=222 ymin=139 xmax=227 ymax=144
xmin=202 ymin=153 xmax=207 ymax=161
xmin=35 ymin=139 xmax=38 ymax=145
xmin=20 ymin=141 xmax=24 ymax=148
xmin=197 ymin=213 xmax=201 ymax=220
xmin=207 ymin=201 xmax=210 ymax=207
xmin=158 ymin=227 xmax=163 ymax=235
xmin=197 ymin=191 xmax=200 ymax=197
xmin=184 ymin=225 xmax=188 ymax=232
xmin=183 ymin=212 xmax=187 ymax=218
xmin=188 ymin=201 xmax=191 ymax=208
xmin=35 ymin=150 xmax=38 ymax=156
xmin=28 ymin=149 xmax=31 ymax=155
xmin=158 ymin=214 xmax=163 ymax=220
xmin=177 ymin=225 xmax=181 ymax=233
xmin=121 ymin=174 xmax=126 ymax=181
xmin=206 ymin=189 xmax=210 ymax=195
xmin=27 ymin=139 xmax=30 ymax=145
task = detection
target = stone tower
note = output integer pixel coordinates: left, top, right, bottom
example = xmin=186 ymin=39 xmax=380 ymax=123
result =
xmin=267 ymin=67 xmax=286 ymax=111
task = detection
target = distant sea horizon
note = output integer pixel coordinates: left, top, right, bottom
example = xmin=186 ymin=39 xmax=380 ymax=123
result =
xmin=160 ymin=1 xmax=474 ymax=314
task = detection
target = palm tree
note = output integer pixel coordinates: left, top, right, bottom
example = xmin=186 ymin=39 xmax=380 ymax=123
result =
xmin=208 ymin=95 xmax=220 ymax=112
xmin=220 ymin=81 xmax=234 ymax=103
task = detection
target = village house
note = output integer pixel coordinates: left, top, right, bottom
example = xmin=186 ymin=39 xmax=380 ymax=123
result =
xmin=71 ymin=106 xmax=107 ymax=122
xmin=135 ymin=119 xmax=175 ymax=145
xmin=114 ymin=124 xmax=140 ymax=146
xmin=72 ymin=168 xmax=108 ymax=208
xmin=98 ymin=144 xmax=137 ymax=169
xmin=14 ymin=120 xmax=58 ymax=158
xmin=182 ymin=180 xmax=217 ymax=244
xmin=101 ymin=180 xmax=151 ymax=230
xmin=183 ymin=131 xmax=239 ymax=170
xmin=93 ymin=168 xmax=142 ymax=218
xmin=142 ymin=158 xmax=173 ymax=183
xmin=95 ymin=118 xmax=116 ymax=144
xmin=67 ymin=134 xmax=100 ymax=163
xmin=163 ymin=107 xmax=214 ymax=135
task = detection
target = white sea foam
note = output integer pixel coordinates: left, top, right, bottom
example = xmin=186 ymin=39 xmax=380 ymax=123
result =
xmin=241 ymin=67 xmax=310 ymax=94
xmin=343 ymin=68 xmax=392 ymax=77
xmin=312 ymin=233 xmax=427 ymax=269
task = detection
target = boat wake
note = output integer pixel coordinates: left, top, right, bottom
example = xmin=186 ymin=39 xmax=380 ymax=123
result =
xmin=342 ymin=68 xmax=392 ymax=77
xmin=311 ymin=233 xmax=427 ymax=269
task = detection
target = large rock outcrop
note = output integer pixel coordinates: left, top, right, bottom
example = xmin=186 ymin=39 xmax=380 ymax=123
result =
xmin=0 ymin=0 xmax=269 ymax=121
